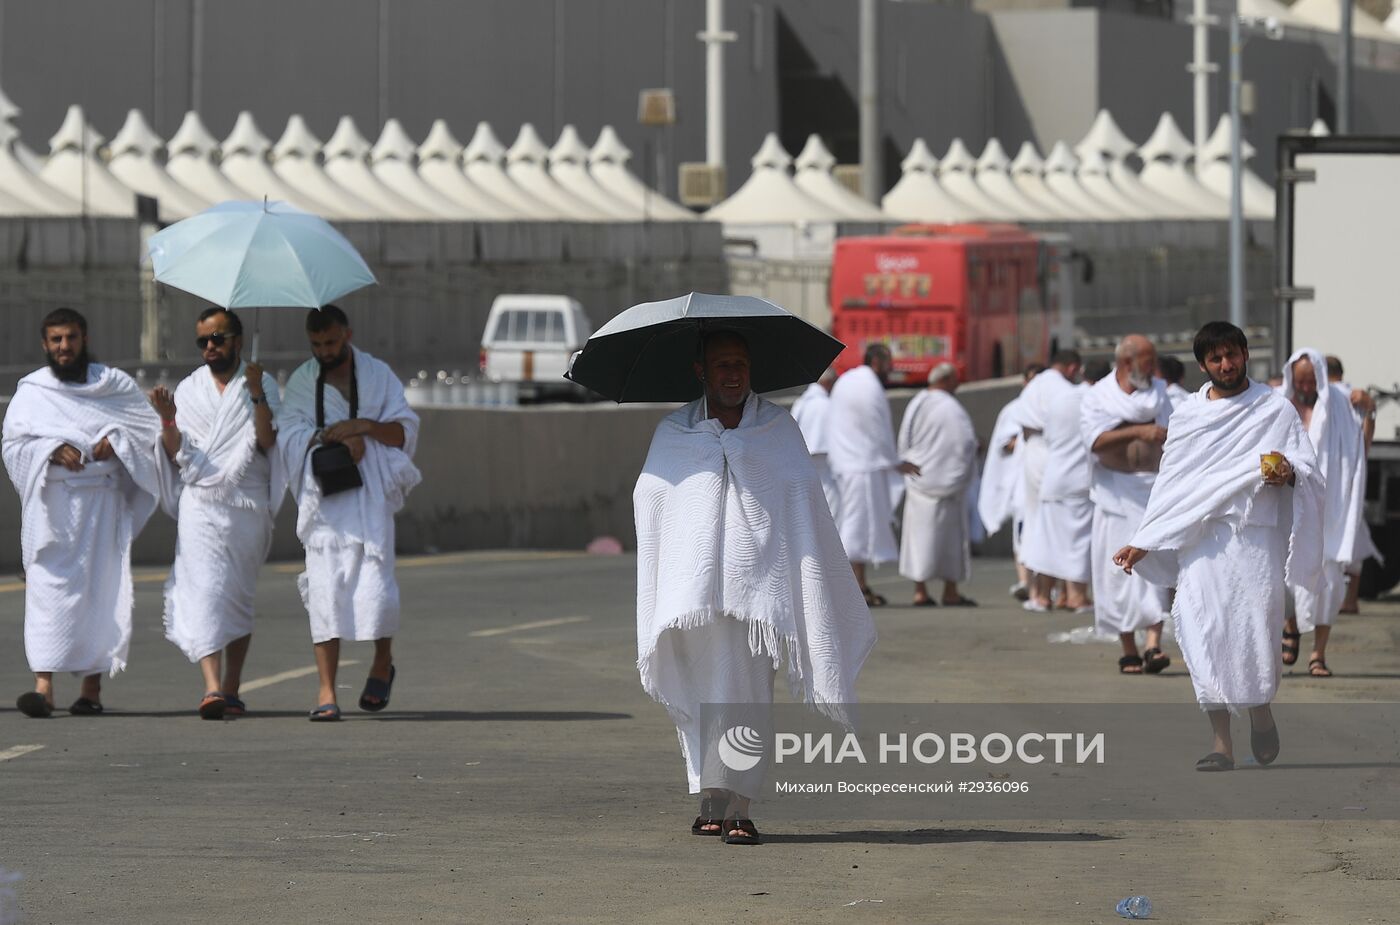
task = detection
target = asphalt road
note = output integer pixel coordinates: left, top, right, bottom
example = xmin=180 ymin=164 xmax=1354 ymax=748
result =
xmin=1 ymin=551 xmax=1398 ymax=924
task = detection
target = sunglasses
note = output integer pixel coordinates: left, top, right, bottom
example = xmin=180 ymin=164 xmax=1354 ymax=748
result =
xmin=196 ymin=333 xmax=233 ymax=349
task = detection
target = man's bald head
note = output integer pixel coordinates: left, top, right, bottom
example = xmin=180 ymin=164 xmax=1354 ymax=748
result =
xmin=1114 ymin=334 xmax=1157 ymax=391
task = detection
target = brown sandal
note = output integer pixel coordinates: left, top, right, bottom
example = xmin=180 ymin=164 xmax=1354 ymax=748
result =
xmin=198 ymin=692 xmax=227 ymax=720
xmin=1281 ymin=630 xmax=1301 ymax=665
xmin=1308 ymin=658 xmax=1333 ymax=678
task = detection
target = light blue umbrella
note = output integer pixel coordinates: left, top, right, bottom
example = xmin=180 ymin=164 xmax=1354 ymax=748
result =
xmin=148 ymin=199 xmax=376 ymax=356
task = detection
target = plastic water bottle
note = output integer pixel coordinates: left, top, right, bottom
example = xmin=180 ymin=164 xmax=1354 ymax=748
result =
xmin=405 ymin=376 xmax=425 ymax=407
xmin=431 ymin=370 xmax=448 ymax=406
xmin=1116 ymin=896 xmax=1152 ymax=919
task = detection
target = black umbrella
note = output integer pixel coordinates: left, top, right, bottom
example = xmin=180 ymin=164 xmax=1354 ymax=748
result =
xmin=564 ymin=292 xmax=844 ymax=402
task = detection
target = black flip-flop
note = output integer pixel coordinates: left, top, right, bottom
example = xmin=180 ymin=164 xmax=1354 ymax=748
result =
xmin=308 ymin=703 xmax=342 ymax=722
xmin=1307 ymin=658 xmax=1333 ymax=678
xmin=68 ymin=697 xmax=104 ymax=716
xmin=691 ymin=794 xmax=723 ymax=836
xmin=910 ymin=599 xmax=939 ymax=608
xmin=1281 ymin=630 xmax=1302 ymax=665
xmin=941 ymin=596 xmax=979 ymax=608
xmin=721 ymin=818 xmax=762 ymax=845
xmin=16 ymin=692 xmax=52 ymax=718
xmin=1195 ymin=752 xmax=1235 ymax=772
xmin=1118 ymin=655 xmax=1144 ymax=674
xmin=1250 ymin=722 xmax=1280 ymax=767
xmin=1142 ymin=647 xmax=1171 ymax=674
xmin=359 ymin=665 xmax=396 ymax=712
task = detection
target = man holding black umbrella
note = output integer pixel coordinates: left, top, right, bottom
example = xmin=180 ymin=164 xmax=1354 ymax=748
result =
xmin=633 ymin=329 xmax=876 ymax=846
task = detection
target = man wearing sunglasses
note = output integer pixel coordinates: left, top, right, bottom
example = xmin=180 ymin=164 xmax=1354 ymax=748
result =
xmin=150 ymin=308 xmax=282 ymax=720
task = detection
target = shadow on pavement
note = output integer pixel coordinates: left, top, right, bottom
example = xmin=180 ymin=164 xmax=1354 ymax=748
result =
xmin=763 ymin=828 xmax=1118 ymax=845
xmin=0 ymin=709 xmax=633 ymax=722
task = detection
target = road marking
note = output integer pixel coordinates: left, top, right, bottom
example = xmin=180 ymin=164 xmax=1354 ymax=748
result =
xmin=239 ymin=660 xmax=360 ymax=693
xmin=0 ymin=745 xmax=45 ymax=763
xmin=469 ymin=616 xmax=590 ymax=638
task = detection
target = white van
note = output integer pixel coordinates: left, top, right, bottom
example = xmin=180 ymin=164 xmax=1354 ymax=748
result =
xmin=479 ymin=295 xmax=594 ymax=400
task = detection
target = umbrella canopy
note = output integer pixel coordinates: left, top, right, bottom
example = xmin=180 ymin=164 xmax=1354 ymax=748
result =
xmin=148 ymin=199 xmax=376 ymax=308
xmin=565 ymin=292 xmax=843 ymax=403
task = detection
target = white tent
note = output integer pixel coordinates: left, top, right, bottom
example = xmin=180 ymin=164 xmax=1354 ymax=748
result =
xmin=587 ymin=125 xmax=694 ymax=221
xmin=1009 ymin=142 xmax=1088 ymax=219
xmin=1309 ymin=118 xmax=1331 ymax=136
xmin=166 ymin=112 xmax=251 ymax=205
xmin=271 ymin=115 xmax=379 ymax=220
xmin=1136 ymin=113 xmax=1227 ymax=218
xmin=106 ymin=109 xmax=211 ymax=219
xmin=416 ymin=119 xmax=518 ymax=220
xmin=1291 ymin=0 xmax=1394 ymax=39
xmin=1043 ymin=142 xmax=1124 ymax=220
xmin=1196 ymin=115 xmax=1275 ymax=219
xmin=937 ymin=139 xmax=1015 ymax=220
xmin=506 ymin=124 xmax=610 ymax=220
xmin=323 ymin=116 xmax=435 ymax=220
xmin=792 ymin=134 xmax=885 ymax=220
xmin=463 ymin=122 xmax=553 ymax=219
xmin=1240 ymin=0 xmax=1306 ymax=26
xmin=221 ymin=112 xmax=335 ymax=216
xmin=881 ymin=138 xmax=978 ymax=223
xmin=547 ymin=125 xmax=636 ymax=219
xmin=1076 ymin=109 xmax=1189 ymax=217
xmin=1076 ymin=147 xmax=1155 ymax=218
xmin=706 ymin=132 xmax=843 ymax=223
xmin=0 ymin=87 xmax=80 ymax=215
xmin=370 ymin=119 xmax=470 ymax=219
xmin=39 ymin=105 xmax=136 ymax=216
xmin=974 ymin=139 xmax=1054 ymax=221
xmin=1389 ymin=6 xmax=1400 ymax=36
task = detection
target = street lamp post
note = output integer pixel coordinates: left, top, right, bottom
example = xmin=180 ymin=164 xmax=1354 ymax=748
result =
xmin=1227 ymin=11 xmax=1282 ymax=331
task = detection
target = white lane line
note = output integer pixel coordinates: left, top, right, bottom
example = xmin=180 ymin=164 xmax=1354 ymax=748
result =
xmin=469 ymin=616 xmax=590 ymax=638
xmin=239 ymin=660 xmax=360 ymax=693
xmin=0 ymin=745 xmax=45 ymax=762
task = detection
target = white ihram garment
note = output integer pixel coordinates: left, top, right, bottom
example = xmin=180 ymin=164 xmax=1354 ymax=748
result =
xmin=1015 ymin=369 xmax=1074 ymax=566
xmin=157 ymin=364 xmax=286 ymax=662
xmin=1080 ymin=375 xmax=1173 ymax=634
xmin=827 ymin=366 xmax=902 ymax=565
xmin=1282 ymin=349 xmax=1368 ymax=631
xmin=2 ymin=365 xmax=161 ymax=676
xmin=978 ymin=396 xmax=1025 ymax=538
xmin=277 ymin=349 xmax=421 ymax=643
xmin=1020 ymin=382 xmax=1092 ymax=583
xmin=897 ymin=389 xmax=977 ymax=584
xmin=634 ymin=393 xmax=876 ymax=792
xmin=791 ymin=382 xmax=841 ymax=520
xmin=1130 ymin=380 xmax=1322 ymax=710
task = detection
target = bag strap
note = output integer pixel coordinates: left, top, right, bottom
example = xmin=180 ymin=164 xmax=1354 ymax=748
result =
xmin=316 ymin=352 xmax=358 ymax=430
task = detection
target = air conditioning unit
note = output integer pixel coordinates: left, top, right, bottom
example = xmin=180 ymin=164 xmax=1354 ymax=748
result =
xmin=833 ymin=164 xmax=864 ymax=197
xmin=679 ymin=163 xmax=726 ymax=207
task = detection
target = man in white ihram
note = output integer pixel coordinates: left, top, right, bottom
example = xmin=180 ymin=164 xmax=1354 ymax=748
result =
xmin=634 ymin=330 xmax=875 ymax=846
xmin=278 ymin=305 xmax=421 ymax=722
xmin=897 ymin=363 xmax=978 ymax=607
xmin=826 ymin=344 xmax=920 ymax=606
xmin=1014 ymin=350 xmax=1082 ymax=610
xmin=1020 ymin=354 xmax=1093 ymax=612
xmin=152 ymin=308 xmax=284 ymax=720
xmin=1116 ymin=322 xmax=1322 ymax=772
xmin=3 ymin=308 xmax=161 ymax=718
xmin=1080 ymin=335 xmax=1172 ymax=675
xmin=979 ymin=365 xmax=1043 ymax=600
xmin=1278 ymin=348 xmax=1367 ymax=678
xmin=789 ymin=366 xmax=840 ymax=518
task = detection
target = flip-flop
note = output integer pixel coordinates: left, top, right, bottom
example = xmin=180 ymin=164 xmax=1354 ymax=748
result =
xmin=691 ymin=794 xmax=723 ymax=836
xmin=221 ymin=694 xmax=247 ymax=717
xmin=198 ymin=692 xmax=226 ymax=721
xmin=1250 ymin=722 xmax=1280 ymax=767
xmin=910 ymin=599 xmax=939 ymax=608
xmin=860 ymin=587 xmax=887 ymax=607
xmin=1142 ymin=647 xmax=1171 ymax=674
xmin=941 ymin=596 xmax=979 ymax=607
xmin=68 ymin=697 xmax=104 ymax=716
xmin=1195 ymin=752 xmax=1235 ymax=772
xmin=308 ymin=703 xmax=342 ymax=722
xmin=721 ymin=818 xmax=762 ymax=845
xmin=16 ymin=691 xmax=52 ymax=718
xmin=359 ymin=665 xmax=396 ymax=712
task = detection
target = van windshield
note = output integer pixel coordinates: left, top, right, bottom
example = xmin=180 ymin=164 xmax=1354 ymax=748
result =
xmin=492 ymin=308 xmax=569 ymax=344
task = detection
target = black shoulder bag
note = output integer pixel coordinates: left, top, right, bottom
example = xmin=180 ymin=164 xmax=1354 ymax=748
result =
xmin=311 ymin=363 xmax=365 ymax=496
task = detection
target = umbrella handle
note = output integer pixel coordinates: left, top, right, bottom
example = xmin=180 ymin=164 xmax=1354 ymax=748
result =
xmin=251 ymin=310 xmax=261 ymax=363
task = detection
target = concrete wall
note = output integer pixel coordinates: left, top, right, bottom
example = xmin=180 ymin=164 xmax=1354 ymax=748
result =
xmin=0 ymin=378 xmax=1021 ymax=573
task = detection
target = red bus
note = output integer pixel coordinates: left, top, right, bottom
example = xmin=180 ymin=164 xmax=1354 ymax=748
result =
xmin=829 ymin=224 xmax=1073 ymax=385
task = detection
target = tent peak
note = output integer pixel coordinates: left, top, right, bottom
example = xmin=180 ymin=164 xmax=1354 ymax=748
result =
xmin=463 ymin=122 xmax=506 ymax=164
xmin=222 ymin=111 xmax=271 ymax=157
xmin=939 ymin=139 xmax=976 ymax=173
xmin=1138 ymin=112 xmax=1194 ymax=163
xmin=588 ymin=125 xmax=631 ymax=165
xmin=271 ymin=115 xmax=323 ymax=161
xmin=506 ymin=124 xmax=550 ymax=164
xmin=1044 ymin=141 xmax=1080 ymax=174
xmin=548 ymin=125 xmax=590 ymax=165
xmin=751 ymin=132 xmax=792 ymax=171
xmin=1010 ymin=141 xmax=1045 ymax=175
xmin=168 ymin=111 xmax=219 ymax=158
xmin=976 ymin=138 xmax=1011 ymax=172
xmin=794 ymin=134 xmax=836 ymax=172
xmin=900 ymin=138 xmax=938 ymax=173
xmin=109 ymin=109 xmax=165 ymax=158
xmin=418 ymin=119 xmax=463 ymax=162
xmin=370 ymin=118 xmax=418 ymax=164
xmin=1201 ymin=114 xmax=1255 ymax=162
xmin=324 ymin=115 xmax=372 ymax=161
xmin=48 ymin=105 xmax=104 ymax=155
xmin=1076 ymin=109 xmax=1138 ymax=160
